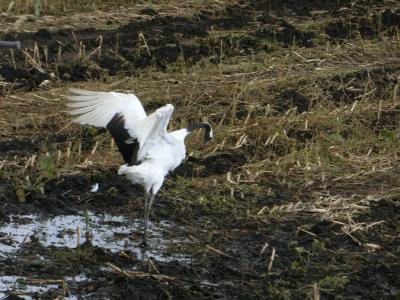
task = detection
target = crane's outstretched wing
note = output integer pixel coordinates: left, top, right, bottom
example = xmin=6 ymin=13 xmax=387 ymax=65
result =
xmin=67 ymin=89 xmax=174 ymax=165
xmin=68 ymin=88 xmax=147 ymax=164
xmin=68 ymin=88 xmax=147 ymax=127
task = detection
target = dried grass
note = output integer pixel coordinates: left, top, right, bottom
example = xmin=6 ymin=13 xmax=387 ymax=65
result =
xmin=0 ymin=14 xmax=399 ymax=239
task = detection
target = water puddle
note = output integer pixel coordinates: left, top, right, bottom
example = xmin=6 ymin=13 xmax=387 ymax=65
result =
xmin=0 ymin=275 xmax=58 ymax=299
xmin=0 ymin=274 xmax=90 ymax=300
xmin=0 ymin=212 xmax=190 ymax=263
xmin=0 ymin=212 xmax=191 ymax=298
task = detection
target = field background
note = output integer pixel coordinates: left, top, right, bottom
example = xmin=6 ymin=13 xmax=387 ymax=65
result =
xmin=0 ymin=0 xmax=399 ymax=299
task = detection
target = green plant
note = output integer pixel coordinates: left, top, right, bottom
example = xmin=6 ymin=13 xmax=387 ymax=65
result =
xmin=13 ymin=154 xmax=56 ymax=203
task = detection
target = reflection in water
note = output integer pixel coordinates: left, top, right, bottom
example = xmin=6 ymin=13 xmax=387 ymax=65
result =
xmin=0 ymin=212 xmax=190 ymax=299
xmin=0 ymin=212 xmax=189 ymax=262
xmin=0 ymin=274 xmax=85 ymax=300
xmin=0 ymin=276 xmax=59 ymax=300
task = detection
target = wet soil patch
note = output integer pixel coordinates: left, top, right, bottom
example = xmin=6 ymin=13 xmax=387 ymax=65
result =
xmin=250 ymin=0 xmax=354 ymax=16
xmin=320 ymin=65 xmax=400 ymax=104
xmin=0 ymin=2 xmax=358 ymax=90
xmin=354 ymin=199 xmax=400 ymax=253
xmin=1 ymin=3 xmax=397 ymax=91
xmin=0 ymin=167 xmax=199 ymax=298
xmin=1 ymin=168 xmax=399 ymax=299
xmin=0 ymin=65 xmax=49 ymax=91
xmin=341 ymin=199 xmax=400 ymax=298
xmin=1 ymin=14 xmax=211 ymax=88
xmin=0 ymin=138 xmax=40 ymax=156
xmin=1 ymin=17 xmax=207 ymax=88
xmin=0 ymin=132 xmax=96 ymax=158
xmin=252 ymin=13 xmax=317 ymax=47
xmin=200 ymin=151 xmax=248 ymax=176
xmin=0 ymin=169 xmax=142 ymax=217
xmin=325 ymin=9 xmax=400 ymax=39
xmin=172 ymin=150 xmax=248 ymax=178
xmin=274 ymin=89 xmax=310 ymax=113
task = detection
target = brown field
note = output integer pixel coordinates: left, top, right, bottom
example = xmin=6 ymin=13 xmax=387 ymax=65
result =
xmin=0 ymin=1 xmax=399 ymax=299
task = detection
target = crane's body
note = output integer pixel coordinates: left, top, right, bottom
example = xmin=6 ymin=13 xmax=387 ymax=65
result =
xmin=67 ymin=89 xmax=212 ymax=245
xmin=118 ymin=133 xmax=186 ymax=194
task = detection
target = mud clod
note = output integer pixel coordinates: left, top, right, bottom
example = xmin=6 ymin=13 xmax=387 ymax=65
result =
xmin=275 ymin=89 xmax=310 ymax=113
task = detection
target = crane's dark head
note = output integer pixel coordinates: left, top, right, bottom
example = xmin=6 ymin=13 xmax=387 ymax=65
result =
xmin=187 ymin=122 xmax=213 ymax=143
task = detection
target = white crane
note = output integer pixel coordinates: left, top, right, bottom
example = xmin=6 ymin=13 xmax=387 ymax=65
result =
xmin=67 ymin=89 xmax=212 ymax=246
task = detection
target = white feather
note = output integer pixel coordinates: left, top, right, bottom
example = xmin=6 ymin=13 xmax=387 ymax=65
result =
xmin=90 ymin=183 xmax=99 ymax=193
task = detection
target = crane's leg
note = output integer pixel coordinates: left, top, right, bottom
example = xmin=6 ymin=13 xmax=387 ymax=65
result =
xmin=147 ymin=193 xmax=156 ymax=221
xmin=141 ymin=193 xmax=149 ymax=247
xmin=142 ymin=193 xmax=156 ymax=247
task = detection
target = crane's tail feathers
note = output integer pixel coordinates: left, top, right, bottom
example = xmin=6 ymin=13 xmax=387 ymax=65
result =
xmin=117 ymin=164 xmax=129 ymax=175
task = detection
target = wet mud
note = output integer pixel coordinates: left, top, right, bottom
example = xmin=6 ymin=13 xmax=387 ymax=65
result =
xmin=1 ymin=164 xmax=398 ymax=299
xmin=0 ymin=1 xmax=399 ymax=299
xmin=325 ymin=66 xmax=400 ymax=104
xmin=1 ymin=1 xmax=398 ymax=90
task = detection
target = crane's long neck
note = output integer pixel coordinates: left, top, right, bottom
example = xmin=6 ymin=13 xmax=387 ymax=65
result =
xmin=187 ymin=122 xmax=213 ymax=142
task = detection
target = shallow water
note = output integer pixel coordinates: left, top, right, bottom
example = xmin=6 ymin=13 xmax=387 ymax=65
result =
xmin=0 ymin=211 xmax=190 ymax=298
xmin=0 ymin=275 xmax=59 ymax=299
xmin=0 ymin=212 xmax=189 ymax=263
xmin=0 ymin=274 xmax=89 ymax=300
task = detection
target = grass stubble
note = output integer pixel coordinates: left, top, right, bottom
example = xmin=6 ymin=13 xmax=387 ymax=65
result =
xmin=0 ymin=1 xmax=399 ymax=299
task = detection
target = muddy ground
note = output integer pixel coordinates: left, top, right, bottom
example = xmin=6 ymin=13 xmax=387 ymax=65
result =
xmin=0 ymin=1 xmax=399 ymax=299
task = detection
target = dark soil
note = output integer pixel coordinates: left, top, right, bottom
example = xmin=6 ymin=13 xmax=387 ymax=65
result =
xmin=0 ymin=170 xmax=400 ymax=299
xmin=1 ymin=1 xmax=398 ymax=90
xmin=274 ymin=89 xmax=310 ymax=113
xmin=0 ymin=1 xmax=399 ymax=299
xmin=324 ymin=66 xmax=400 ymax=104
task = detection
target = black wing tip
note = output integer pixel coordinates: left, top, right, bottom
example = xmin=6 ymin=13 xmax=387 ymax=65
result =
xmin=107 ymin=113 xmax=140 ymax=165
